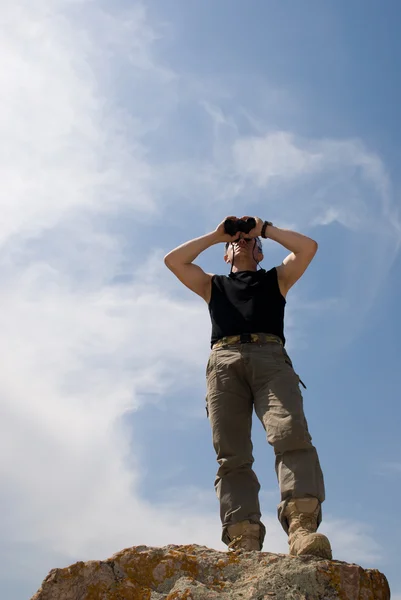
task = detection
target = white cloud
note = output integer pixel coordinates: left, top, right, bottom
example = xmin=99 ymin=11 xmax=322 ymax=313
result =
xmin=232 ymin=131 xmax=398 ymax=234
xmin=0 ymin=1 xmax=203 ymax=595
xmin=0 ymin=0 xmax=161 ymax=250
xmin=233 ymin=131 xmax=323 ymax=184
xmin=321 ymin=518 xmax=383 ymax=565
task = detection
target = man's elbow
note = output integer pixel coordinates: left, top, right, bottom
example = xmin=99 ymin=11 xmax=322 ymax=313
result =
xmin=164 ymin=254 xmax=183 ymax=273
xmin=296 ymin=240 xmax=318 ymax=257
xmin=164 ymin=253 xmax=175 ymax=270
xmin=307 ymin=239 xmax=318 ymax=256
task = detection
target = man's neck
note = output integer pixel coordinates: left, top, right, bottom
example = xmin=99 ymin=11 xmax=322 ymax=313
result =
xmin=230 ymin=261 xmax=259 ymax=273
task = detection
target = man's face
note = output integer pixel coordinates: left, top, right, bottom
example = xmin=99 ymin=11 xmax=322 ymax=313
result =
xmin=224 ymin=237 xmax=263 ymax=264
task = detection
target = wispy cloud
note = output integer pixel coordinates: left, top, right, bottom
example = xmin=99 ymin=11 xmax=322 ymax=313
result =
xmin=321 ymin=518 xmax=383 ymax=565
xmin=0 ymin=2 xmax=161 ymax=248
xmin=0 ymin=1 xmax=197 ymax=595
xmin=233 ymin=132 xmax=399 ymax=235
xmin=376 ymin=462 xmax=401 ymax=475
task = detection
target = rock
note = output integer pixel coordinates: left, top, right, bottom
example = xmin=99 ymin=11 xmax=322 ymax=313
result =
xmin=30 ymin=544 xmax=390 ymax=600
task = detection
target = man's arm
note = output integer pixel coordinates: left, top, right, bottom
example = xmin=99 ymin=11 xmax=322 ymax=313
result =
xmin=164 ymin=232 xmax=218 ymax=302
xmin=242 ymin=216 xmax=318 ymax=295
xmin=266 ymin=226 xmax=318 ymax=295
xmin=164 ymin=217 xmax=239 ymax=303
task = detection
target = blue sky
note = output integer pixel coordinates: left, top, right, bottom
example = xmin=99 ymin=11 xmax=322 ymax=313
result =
xmin=1 ymin=1 xmax=401 ymax=598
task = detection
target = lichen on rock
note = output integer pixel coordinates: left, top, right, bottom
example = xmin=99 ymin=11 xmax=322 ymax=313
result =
xmin=31 ymin=544 xmax=391 ymax=600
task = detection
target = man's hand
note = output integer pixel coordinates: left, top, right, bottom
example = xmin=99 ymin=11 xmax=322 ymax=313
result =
xmin=239 ymin=216 xmax=264 ymax=238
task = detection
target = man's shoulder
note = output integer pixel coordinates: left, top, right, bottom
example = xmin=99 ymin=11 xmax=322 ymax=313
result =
xmin=211 ymin=273 xmax=226 ymax=285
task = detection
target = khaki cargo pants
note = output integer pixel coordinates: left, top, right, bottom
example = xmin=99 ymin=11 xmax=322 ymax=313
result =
xmin=205 ymin=336 xmax=325 ymax=547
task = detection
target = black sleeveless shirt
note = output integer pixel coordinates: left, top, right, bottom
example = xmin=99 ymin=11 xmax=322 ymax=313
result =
xmin=208 ymin=267 xmax=286 ymax=348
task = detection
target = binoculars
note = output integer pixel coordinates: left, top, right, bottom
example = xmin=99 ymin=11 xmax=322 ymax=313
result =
xmin=224 ymin=217 xmax=256 ymax=237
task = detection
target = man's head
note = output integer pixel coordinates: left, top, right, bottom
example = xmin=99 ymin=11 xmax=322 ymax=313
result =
xmin=224 ymin=236 xmax=264 ymax=272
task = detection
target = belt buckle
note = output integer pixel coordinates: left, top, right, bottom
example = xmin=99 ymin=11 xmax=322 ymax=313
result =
xmin=240 ymin=333 xmax=252 ymax=344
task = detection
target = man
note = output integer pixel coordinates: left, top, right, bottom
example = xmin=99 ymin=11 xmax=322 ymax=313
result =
xmin=164 ymin=215 xmax=332 ymax=559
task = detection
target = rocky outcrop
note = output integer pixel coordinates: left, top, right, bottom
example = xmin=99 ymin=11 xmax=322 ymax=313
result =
xmin=31 ymin=544 xmax=390 ymax=600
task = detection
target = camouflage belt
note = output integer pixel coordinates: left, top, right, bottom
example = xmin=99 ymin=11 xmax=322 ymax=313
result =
xmin=212 ymin=333 xmax=283 ymax=350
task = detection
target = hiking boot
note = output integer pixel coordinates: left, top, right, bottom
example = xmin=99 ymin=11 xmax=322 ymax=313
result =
xmin=227 ymin=520 xmax=261 ymax=551
xmin=284 ymin=498 xmax=332 ymax=559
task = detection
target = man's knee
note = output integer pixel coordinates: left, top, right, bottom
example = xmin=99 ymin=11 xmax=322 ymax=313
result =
xmin=216 ymin=456 xmax=254 ymax=477
xmin=268 ymin=418 xmax=312 ymax=454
